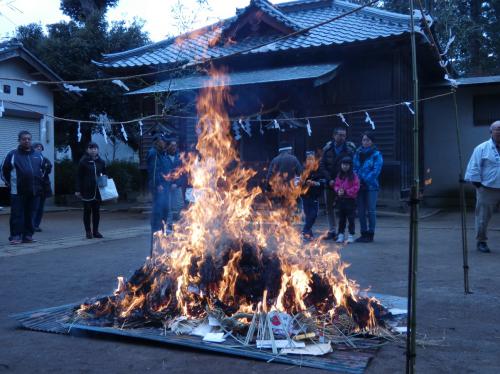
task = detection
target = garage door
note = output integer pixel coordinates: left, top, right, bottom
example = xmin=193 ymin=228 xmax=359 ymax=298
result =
xmin=0 ymin=116 xmax=40 ymax=186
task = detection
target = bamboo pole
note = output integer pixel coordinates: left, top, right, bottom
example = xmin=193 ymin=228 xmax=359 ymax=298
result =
xmin=406 ymin=1 xmax=420 ymax=373
xmin=451 ymin=90 xmax=472 ymax=294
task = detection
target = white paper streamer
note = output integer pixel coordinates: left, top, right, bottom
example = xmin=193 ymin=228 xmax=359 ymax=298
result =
xmin=273 ymin=119 xmax=280 ymax=130
xmin=23 ymin=81 xmax=38 ymax=87
xmin=244 ymin=118 xmax=252 ymax=136
xmin=120 ymin=123 xmax=128 ymax=141
xmin=404 ymin=102 xmax=415 ymax=115
xmin=102 ymin=125 xmax=108 ymax=144
xmin=63 ymin=83 xmax=87 ymax=93
xmin=112 ymin=79 xmax=130 ymax=91
xmin=337 ymin=113 xmax=349 ymax=127
xmin=260 ymin=123 xmax=264 ymax=135
xmin=138 ymin=120 xmax=144 ymax=136
xmin=232 ymin=120 xmax=241 ymax=140
xmin=444 ymin=74 xmax=458 ymax=88
xmin=77 ymin=121 xmax=82 ymax=143
xmin=40 ymin=116 xmax=47 ymax=142
xmin=306 ymin=119 xmax=312 ymax=136
xmin=365 ymin=112 xmax=375 ymax=130
xmin=440 ymin=33 xmax=455 ymax=56
xmin=0 ymin=100 xmax=4 ymax=118
xmin=439 ymin=60 xmax=449 ymax=68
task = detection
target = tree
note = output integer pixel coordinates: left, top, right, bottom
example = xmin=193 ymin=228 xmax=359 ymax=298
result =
xmin=16 ymin=7 xmax=150 ymax=161
xmin=60 ymin=0 xmax=119 ymax=22
xmin=349 ymin=0 xmax=500 ymax=76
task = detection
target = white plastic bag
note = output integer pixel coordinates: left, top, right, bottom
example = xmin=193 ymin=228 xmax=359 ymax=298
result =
xmin=98 ymin=178 xmax=119 ymax=201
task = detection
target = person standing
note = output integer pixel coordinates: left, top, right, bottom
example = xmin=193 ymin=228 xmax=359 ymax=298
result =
xmin=32 ymin=142 xmax=52 ymax=232
xmin=75 ymin=142 xmax=106 ymax=239
xmin=465 ymin=120 xmax=500 ymax=253
xmin=301 ymin=151 xmax=325 ymax=240
xmin=147 ymin=133 xmax=170 ymax=233
xmin=319 ymin=127 xmax=355 ymax=240
xmin=334 ymin=156 xmax=360 ymax=244
xmin=165 ymin=138 xmax=186 ymax=230
xmin=265 ymin=141 xmax=303 ymax=212
xmin=353 ymin=131 xmax=383 ymax=243
xmin=1 ymin=130 xmax=43 ymax=244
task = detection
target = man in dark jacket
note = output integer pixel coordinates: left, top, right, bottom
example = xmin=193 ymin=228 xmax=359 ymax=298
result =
xmin=32 ymin=142 xmax=52 ymax=232
xmin=147 ymin=133 xmax=170 ymax=233
xmin=265 ymin=141 xmax=303 ymax=212
xmin=318 ymin=127 xmax=355 ymax=240
xmin=1 ymin=130 xmax=43 ymax=244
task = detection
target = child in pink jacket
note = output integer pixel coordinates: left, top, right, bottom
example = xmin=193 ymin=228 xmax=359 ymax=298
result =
xmin=334 ymin=156 xmax=360 ymax=243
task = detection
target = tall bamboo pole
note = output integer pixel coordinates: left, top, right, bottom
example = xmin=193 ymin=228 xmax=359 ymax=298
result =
xmin=452 ymin=90 xmax=472 ymax=294
xmin=406 ymin=1 xmax=420 ymax=372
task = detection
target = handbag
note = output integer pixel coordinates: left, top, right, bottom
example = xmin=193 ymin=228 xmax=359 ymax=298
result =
xmin=97 ymin=174 xmax=108 ymax=188
xmin=98 ymin=178 xmax=119 ymax=201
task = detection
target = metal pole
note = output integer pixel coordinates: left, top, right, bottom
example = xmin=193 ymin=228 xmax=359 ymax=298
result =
xmin=406 ymin=1 xmax=420 ymax=373
xmin=452 ymin=90 xmax=472 ymax=294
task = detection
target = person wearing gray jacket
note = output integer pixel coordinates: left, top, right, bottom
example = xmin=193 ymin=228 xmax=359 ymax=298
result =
xmin=465 ymin=120 xmax=500 ymax=253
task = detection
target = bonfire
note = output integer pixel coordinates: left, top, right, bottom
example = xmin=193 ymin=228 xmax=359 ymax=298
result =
xmin=74 ymin=67 xmax=392 ymax=349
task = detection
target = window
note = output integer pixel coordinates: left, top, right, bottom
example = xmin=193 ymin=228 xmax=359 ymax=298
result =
xmin=16 ymin=87 xmax=24 ymax=96
xmin=473 ymin=94 xmax=500 ymax=126
xmin=3 ymin=84 xmax=11 ymax=94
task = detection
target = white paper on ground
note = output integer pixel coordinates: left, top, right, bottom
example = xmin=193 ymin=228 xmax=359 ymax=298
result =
xmin=394 ymin=326 xmax=407 ymax=333
xmin=256 ymin=340 xmax=305 ymax=349
xmin=190 ymin=323 xmax=213 ymax=337
xmin=202 ymin=332 xmax=226 ymax=343
xmin=389 ymin=308 xmax=407 ymax=315
xmin=208 ymin=316 xmax=221 ymax=327
xmin=281 ymin=343 xmax=332 ymax=356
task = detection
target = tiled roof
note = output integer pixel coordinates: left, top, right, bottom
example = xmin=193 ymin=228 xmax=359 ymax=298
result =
xmin=95 ymin=0 xmax=429 ymax=69
xmin=126 ymin=62 xmax=340 ymax=95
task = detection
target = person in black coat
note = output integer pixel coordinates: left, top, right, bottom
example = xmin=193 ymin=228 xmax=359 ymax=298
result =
xmin=301 ymin=151 xmax=325 ymax=240
xmin=32 ymin=142 xmax=52 ymax=232
xmin=1 ymin=130 xmax=43 ymax=244
xmin=75 ymin=142 xmax=106 ymax=239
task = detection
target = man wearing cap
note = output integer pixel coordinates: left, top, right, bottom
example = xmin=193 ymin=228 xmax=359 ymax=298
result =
xmin=265 ymin=141 xmax=303 ymax=211
xmin=465 ymin=120 xmax=500 ymax=253
xmin=1 ymin=130 xmax=43 ymax=244
xmin=319 ymin=127 xmax=355 ymax=240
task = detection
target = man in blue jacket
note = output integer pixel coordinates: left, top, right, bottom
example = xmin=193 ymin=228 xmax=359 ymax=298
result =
xmin=1 ymin=130 xmax=43 ymax=244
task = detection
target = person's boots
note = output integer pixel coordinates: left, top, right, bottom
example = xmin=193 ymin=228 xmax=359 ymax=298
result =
xmin=365 ymin=232 xmax=374 ymax=242
xmin=85 ymin=230 xmax=93 ymax=239
xmin=355 ymin=231 xmax=368 ymax=243
xmin=93 ymin=231 xmax=103 ymax=239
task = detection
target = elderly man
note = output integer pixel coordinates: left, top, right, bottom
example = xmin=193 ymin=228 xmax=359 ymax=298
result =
xmin=319 ymin=127 xmax=355 ymax=240
xmin=1 ymin=130 xmax=43 ymax=244
xmin=465 ymin=120 xmax=500 ymax=253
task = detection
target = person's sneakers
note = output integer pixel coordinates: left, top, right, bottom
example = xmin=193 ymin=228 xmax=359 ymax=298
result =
xmin=336 ymin=233 xmax=345 ymax=243
xmin=86 ymin=231 xmax=93 ymax=239
xmin=34 ymin=227 xmax=42 ymax=232
xmin=93 ymin=232 xmax=104 ymax=239
xmin=9 ymin=236 xmax=22 ymax=245
xmin=347 ymin=234 xmax=355 ymax=243
xmin=365 ymin=232 xmax=374 ymax=243
xmin=22 ymin=236 xmax=36 ymax=243
xmin=322 ymin=231 xmax=337 ymax=241
xmin=477 ymin=241 xmax=490 ymax=253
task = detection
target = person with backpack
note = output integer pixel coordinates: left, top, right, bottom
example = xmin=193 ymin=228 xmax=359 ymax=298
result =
xmin=32 ymin=142 xmax=53 ymax=232
xmin=353 ymin=131 xmax=383 ymax=243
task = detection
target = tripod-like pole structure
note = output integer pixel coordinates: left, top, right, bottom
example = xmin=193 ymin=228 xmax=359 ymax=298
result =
xmin=406 ymin=1 xmax=420 ymax=372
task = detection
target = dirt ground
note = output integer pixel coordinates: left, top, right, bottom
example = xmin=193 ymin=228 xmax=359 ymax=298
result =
xmin=0 ymin=210 xmax=499 ymax=373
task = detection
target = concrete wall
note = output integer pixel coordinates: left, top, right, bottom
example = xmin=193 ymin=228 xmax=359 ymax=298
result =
xmin=422 ymin=84 xmax=500 ymax=207
xmin=0 ymin=58 xmax=55 ymax=192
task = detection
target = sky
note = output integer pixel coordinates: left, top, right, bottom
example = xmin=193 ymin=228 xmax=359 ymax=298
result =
xmin=0 ymin=0 xmax=289 ymax=42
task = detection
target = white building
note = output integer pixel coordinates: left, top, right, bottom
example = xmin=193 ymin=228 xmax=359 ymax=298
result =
xmin=0 ymin=39 xmax=73 ymax=199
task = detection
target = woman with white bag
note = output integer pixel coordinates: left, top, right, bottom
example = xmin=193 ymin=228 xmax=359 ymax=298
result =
xmin=75 ymin=142 xmax=107 ymax=239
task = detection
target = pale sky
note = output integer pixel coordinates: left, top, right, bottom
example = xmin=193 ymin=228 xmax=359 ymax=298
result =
xmin=0 ymin=0 xmax=289 ymax=42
